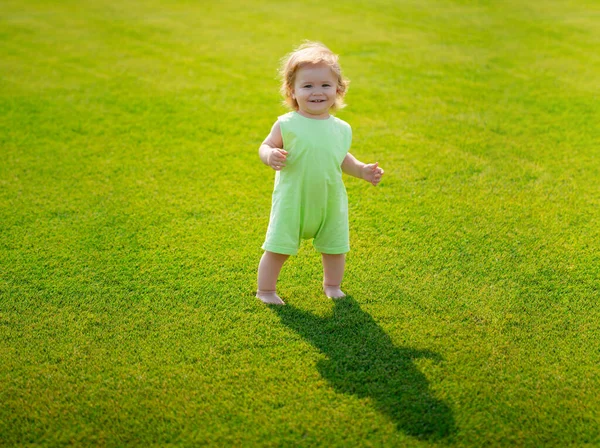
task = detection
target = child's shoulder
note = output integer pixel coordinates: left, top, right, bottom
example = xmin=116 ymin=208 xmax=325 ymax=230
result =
xmin=332 ymin=115 xmax=351 ymax=127
xmin=277 ymin=111 xmax=296 ymax=123
xmin=332 ymin=115 xmax=352 ymax=134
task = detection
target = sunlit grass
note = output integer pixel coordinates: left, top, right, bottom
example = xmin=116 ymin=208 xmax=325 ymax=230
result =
xmin=1 ymin=0 xmax=599 ymax=445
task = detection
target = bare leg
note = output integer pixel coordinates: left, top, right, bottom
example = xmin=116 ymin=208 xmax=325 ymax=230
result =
xmin=322 ymin=253 xmax=346 ymax=298
xmin=256 ymin=251 xmax=290 ymax=305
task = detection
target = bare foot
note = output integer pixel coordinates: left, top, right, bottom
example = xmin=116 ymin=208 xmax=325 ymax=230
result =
xmin=323 ymin=285 xmax=346 ymax=299
xmin=256 ymin=290 xmax=285 ymax=305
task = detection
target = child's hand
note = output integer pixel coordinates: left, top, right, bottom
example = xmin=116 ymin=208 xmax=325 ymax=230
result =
xmin=362 ymin=162 xmax=384 ymax=186
xmin=267 ymin=148 xmax=288 ymax=171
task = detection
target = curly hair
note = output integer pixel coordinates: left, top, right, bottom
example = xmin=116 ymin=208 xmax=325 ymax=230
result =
xmin=279 ymin=41 xmax=350 ymax=112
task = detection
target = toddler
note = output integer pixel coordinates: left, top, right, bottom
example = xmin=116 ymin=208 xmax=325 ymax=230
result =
xmin=257 ymin=41 xmax=384 ymax=305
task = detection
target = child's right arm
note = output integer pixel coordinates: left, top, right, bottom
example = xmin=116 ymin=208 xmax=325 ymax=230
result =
xmin=259 ymin=121 xmax=288 ymax=171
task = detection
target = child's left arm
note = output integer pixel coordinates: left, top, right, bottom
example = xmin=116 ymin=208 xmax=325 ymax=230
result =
xmin=341 ymin=153 xmax=384 ymax=186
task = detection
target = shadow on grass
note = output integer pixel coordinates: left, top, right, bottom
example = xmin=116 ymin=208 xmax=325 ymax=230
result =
xmin=270 ymin=296 xmax=456 ymax=441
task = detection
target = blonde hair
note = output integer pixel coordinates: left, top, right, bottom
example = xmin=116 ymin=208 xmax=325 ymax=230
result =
xmin=279 ymin=41 xmax=349 ymax=112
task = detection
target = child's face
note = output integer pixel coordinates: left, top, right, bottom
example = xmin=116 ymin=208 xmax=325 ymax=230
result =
xmin=292 ymin=63 xmax=338 ymax=119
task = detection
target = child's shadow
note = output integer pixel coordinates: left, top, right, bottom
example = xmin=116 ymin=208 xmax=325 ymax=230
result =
xmin=271 ymin=297 xmax=456 ymax=441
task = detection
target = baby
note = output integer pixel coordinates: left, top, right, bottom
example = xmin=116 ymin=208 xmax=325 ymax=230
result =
xmin=257 ymin=41 xmax=384 ymax=305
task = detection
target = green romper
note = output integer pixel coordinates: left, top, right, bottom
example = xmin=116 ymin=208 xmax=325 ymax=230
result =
xmin=262 ymin=111 xmax=352 ymax=256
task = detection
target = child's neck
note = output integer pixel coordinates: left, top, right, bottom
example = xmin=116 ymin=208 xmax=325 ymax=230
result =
xmin=296 ymin=110 xmax=331 ymax=120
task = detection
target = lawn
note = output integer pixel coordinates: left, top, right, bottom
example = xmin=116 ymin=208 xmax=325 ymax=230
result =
xmin=1 ymin=0 xmax=599 ymax=445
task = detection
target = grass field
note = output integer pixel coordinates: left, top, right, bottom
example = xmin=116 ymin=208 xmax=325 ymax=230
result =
xmin=1 ymin=0 xmax=600 ymax=445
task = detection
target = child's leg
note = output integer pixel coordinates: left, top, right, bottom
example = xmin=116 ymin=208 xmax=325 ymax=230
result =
xmin=322 ymin=253 xmax=346 ymax=298
xmin=256 ymin=251 xmax=290 ymax=305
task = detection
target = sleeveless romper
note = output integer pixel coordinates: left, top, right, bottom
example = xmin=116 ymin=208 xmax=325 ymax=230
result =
xmin=262 ymin=111 xmax=352 ymax=255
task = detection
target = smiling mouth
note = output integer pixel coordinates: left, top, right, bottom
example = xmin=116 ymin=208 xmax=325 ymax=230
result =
xmin=310 ymin=99 xmax=325 ymax=103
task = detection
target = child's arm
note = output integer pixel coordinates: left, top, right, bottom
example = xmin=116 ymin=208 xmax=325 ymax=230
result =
xmin=259 ymin=121 xmax=288 ymax=171
xmin=341 ymin=153 xmax=384 ymax=186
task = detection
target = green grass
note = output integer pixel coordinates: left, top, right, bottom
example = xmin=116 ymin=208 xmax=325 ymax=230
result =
xmin=1 ymin=0 xmax=599 ymax=445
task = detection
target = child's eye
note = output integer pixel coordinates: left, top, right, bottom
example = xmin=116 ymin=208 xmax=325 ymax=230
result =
xmin=323 ymin=84 xmax=331 ymax=87
xmin=303 ymin=84 xmax=312 ymax=88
